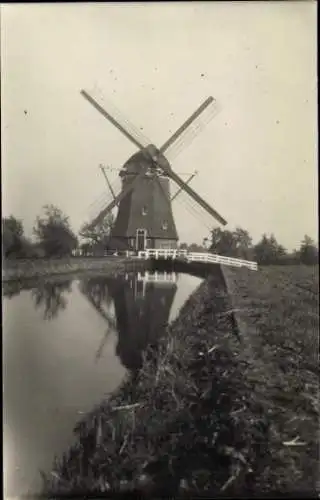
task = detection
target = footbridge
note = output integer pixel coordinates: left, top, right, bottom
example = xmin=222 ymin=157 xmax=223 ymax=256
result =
xmin=138 ymin=248 xmax=258 ymax=271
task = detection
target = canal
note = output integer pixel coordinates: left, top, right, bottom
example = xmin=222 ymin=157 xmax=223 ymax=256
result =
xmin=3 ymin=270 xmax=203 ymax=497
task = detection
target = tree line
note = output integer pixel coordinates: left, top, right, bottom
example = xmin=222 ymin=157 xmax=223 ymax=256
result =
xmin=2 ymin=205 xmax=318 ymax=265
xmin=2 ymin=204 xmax=114 ymax=259
xmin=184 ymin=227 xmax=318 ymax=266
xmin=3 ymin=205 xmax=78 ymax=259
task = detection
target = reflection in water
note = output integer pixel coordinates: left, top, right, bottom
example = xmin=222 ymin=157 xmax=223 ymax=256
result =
xmin=2 ymin=281 xmax=22 ymax=299
xmin=4 ymin=270 xmax=202 ymax=497
xmin=78 ymin=278 xmax=117 ymax=362
xmin=80 ymin=271 xmax=178 ymax=371
xmin=31 ymin=281 xmax=72 ymax=320
xmin=3 ymin=278 xmax=127 ymax=498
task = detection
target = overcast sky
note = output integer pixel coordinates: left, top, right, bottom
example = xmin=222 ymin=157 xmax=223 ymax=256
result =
xmin=1 ymin=1 xmax=317 ymax=249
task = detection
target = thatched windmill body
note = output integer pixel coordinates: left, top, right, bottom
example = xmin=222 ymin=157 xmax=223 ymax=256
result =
xmin=81 ymin=90 xmax=227 ymax=251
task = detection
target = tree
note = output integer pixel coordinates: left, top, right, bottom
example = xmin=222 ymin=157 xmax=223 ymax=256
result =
xmin=209 ymin=228 xmax=238 ymax=257
xmin=3 ymin=215 xmax=23 ymax=238
xmin=233 ymin=227 xmax=253 ymax=259
xmin=33 ymin=205 xmax=78 ymax=257
xmin=202 ymin=237 xmax=209 ymax=249
xmin=80 ymin=213 xmax=114 ymax=248
xmin=2 ymin=216 xmax=29 ymax=258
xmin=188 ymin=242 xmax=204 ymax=252
xmin=3 ymin=223 xmax=16 ymax=256
xmin=298 ymin=235 xmax=318 ymax=265
xmin=253 ymin=233 xmax=287 ymax=265
xmin=208 ymin=226 xmax=253 ymax=259
xmin=276 ymin=249 xmax=300 ymax=266
xmin=179 ymin=242 xmax=188 ymax=250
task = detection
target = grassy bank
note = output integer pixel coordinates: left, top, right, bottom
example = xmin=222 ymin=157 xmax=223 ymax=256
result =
xmin=2 ymin=256 xmax=148 ymax=282
xmin=43 ymin=265 xmax=319 ymax=497
xmin=221 ymin=265 xmax=319 ymax=494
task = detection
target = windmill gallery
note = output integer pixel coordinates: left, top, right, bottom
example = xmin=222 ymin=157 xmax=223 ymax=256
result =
xmin=80 ymin=89 xmax=227 ymax=253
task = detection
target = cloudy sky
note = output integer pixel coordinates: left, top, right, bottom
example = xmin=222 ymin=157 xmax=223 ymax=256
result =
xmin=1 ymin=1 xmax=317 ymax=249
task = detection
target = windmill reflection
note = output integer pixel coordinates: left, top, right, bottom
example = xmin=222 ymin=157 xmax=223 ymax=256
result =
xmin=79 ymin=271 xmax=178 ymax=372
xmin=78 ymin=278 xmax=117 ymax=362
xmin=31 ymin=280 xmax=72 ymax=320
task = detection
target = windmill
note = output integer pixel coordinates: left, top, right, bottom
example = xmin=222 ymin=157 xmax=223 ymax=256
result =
xmin=81 ymin=89 xmax=227 ymax=252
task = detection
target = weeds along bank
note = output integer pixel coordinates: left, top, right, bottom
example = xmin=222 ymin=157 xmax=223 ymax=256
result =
xmin=43 ymin=265 xmax=272 ymax=497
xmin=2 ymin=257 xmax=150 ymax=282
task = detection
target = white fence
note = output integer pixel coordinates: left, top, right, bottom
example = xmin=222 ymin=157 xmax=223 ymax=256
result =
xmin=137 ymin=271 xmax=178 ymax=283
xmin=138 ymin=248 xmax=187 ymax=260
xmin=187 ymin=252 xmax=258 ymax=271
xmin=138 ymin=248 xmax=258 ymax=271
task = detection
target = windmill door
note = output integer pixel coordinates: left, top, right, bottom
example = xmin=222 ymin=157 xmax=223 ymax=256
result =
xmin=136 ymin=229 xmax=147 ymax=251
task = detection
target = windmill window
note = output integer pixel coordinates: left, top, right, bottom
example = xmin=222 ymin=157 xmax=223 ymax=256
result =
xmin=162 ymin=221 xmax=168 ymax=231
xmin=142 ymin=206 xmax=148 ymax=216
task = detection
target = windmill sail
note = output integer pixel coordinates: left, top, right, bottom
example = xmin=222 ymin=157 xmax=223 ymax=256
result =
xmin=159 ymin=97 xmax=216 ymax=154
xmin=165 ymin=100 xmax=221 ymax=162
xmin=161 ymin=163 xmax=227 ymax=226
xmin=171 ymin=171 xmax=197 ymax=201
xmin=81 ymin=90 xmax=150 ymax=150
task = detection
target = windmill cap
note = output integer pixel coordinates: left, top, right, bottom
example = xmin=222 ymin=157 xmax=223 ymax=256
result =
xmin=145 ymin=144 xmax=160 ymax=161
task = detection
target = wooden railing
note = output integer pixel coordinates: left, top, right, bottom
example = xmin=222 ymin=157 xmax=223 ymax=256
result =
xmin=138 ymin=248 xmax=186 ymax=260
xmin=137 ymin=271 xmax=178 ymax=283
xmin=138 ymin=248 xmax=258 ymax=271
xmin=186 ymin=252 xmax=258 ymax=271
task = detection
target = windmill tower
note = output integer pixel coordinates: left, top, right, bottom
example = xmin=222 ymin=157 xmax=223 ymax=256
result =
xmin=81 ymin=90 xmax=227 ymax=251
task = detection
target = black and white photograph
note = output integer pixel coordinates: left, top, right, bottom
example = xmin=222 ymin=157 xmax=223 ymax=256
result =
xmin=2 ymin=2 xmax=318 ymax=498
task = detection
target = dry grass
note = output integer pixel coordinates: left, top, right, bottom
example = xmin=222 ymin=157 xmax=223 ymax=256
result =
xmin=43 ymin=265 xmax=319 ymax=497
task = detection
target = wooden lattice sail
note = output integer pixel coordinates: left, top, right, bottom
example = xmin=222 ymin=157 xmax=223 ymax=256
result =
xmin=80 ymin=89 xmax=227 ymax=251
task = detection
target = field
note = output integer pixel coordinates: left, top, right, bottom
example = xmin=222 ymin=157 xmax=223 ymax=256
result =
xmin=222 ymin=265 xmax=319 ymax=494
xmin=44 ymin=265 xmax=319 ymax=497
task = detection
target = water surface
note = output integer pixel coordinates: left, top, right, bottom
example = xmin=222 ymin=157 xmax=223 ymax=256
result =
xmin=3 ymin=270 xmax=202 ymax=497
